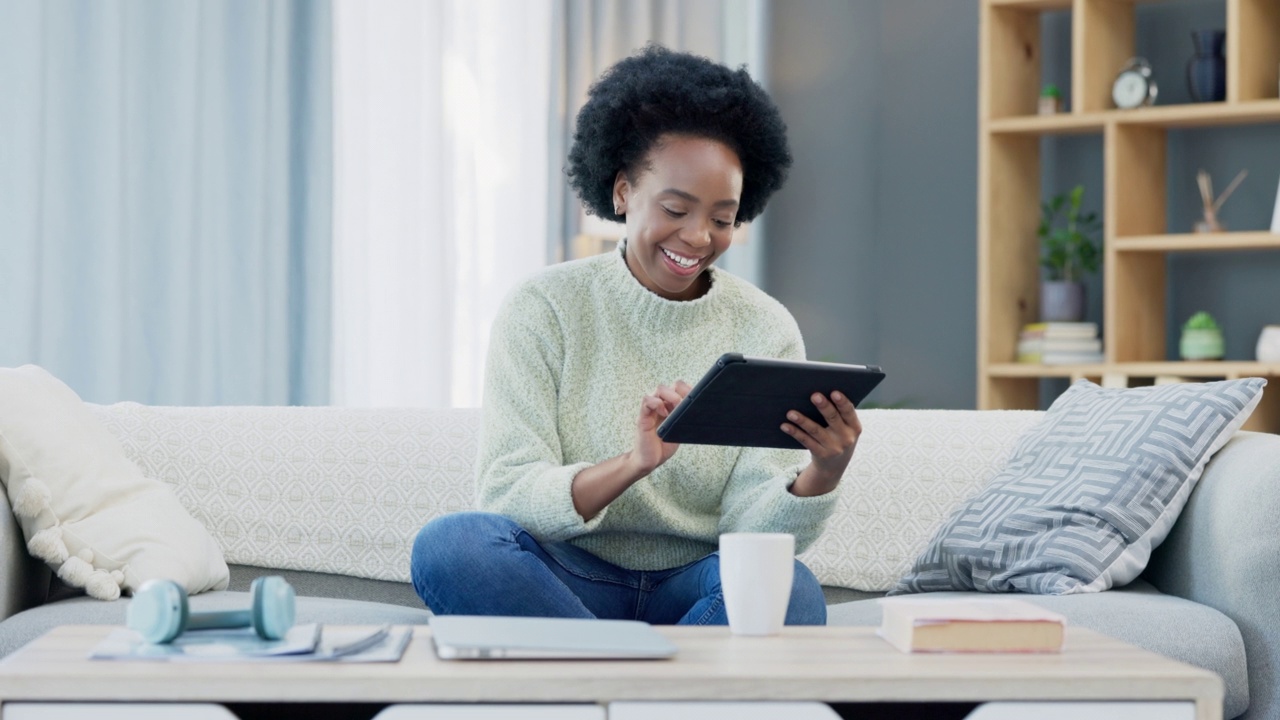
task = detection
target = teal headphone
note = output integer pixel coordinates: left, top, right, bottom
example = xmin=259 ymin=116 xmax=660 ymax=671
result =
xmin=126 ymin=576 xmax=296 ymax=644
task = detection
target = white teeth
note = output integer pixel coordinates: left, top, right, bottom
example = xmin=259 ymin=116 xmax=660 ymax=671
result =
xmin=662 ymin=248 xmax=698 ymax=268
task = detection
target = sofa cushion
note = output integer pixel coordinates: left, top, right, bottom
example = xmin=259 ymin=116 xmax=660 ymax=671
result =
xmin=0 ymin=366 xmax=228 ymax=601
xmin=892 ymin=378 xmax=1265 ymax=596
xmin=828 ymin=579 xmax=1248 ymax=720
xmin=0 ymin=591 xmax=434 ymax=659
xmin=90 ymin=404 xmax=482 ymax=586
xmin=798 ymin=409 xmax=1044 ymax=591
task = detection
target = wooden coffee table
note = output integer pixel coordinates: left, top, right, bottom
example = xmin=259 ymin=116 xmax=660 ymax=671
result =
xmin=0 ymin=625 xmax=1224 ymax=719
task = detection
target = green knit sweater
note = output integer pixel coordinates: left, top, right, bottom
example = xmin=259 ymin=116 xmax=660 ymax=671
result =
xmin=476 ymin=244 xmax=840 ymax=571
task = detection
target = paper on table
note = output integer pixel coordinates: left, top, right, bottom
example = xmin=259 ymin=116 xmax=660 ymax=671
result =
xmin=311 ymin=625 xmax=412 ymax=662
xmin=90 ymin=623 xmax=321 ymax=661
xmin=88 ymin=624 xmax=412 ymax=663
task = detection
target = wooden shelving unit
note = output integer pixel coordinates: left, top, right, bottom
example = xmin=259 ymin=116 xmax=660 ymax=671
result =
xmin=977 ymin=0 xmax=1280 ymax=432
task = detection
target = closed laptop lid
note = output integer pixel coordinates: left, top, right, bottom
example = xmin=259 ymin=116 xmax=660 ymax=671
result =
xmin=428 ymin=615 xmax=678 ymax=660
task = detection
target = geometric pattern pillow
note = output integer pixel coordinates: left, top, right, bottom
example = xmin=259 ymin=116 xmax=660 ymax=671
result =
xmin=890 ymin=378 xmax=1266 ymax=596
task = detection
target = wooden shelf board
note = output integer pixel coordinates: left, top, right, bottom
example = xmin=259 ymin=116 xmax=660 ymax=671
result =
xmin=986 ymin=114 xmax=1105 ymax=135
xmin=987 ymin=100 xmax=1280 ymax=135
xmin=987 ymin=0 xmax=1071 ymax=8
xmin=1111 ymin=100 xmax=1280 ymax=128
xmin=989 ymin=362 xmax=1280 ymax=378
xmin=1113 ymin=232 xmax=1280 ymax=252
xmin=988 ymin=364 xmax=1105 ymax=378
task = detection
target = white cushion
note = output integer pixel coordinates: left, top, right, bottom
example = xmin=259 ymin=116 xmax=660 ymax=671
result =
xmin=89 ymin=403 xmax=1044 ymax=593
xmin=798 ymin=408 xmax=1045 ymax=591
xmin=0 ymin=366 xmax=229 ymax=599
xmin=91 ymin=404 xmax=482 ymax=584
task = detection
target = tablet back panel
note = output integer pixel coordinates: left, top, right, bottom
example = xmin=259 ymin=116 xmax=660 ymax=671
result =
xmin=657 ymin=354 xmax=884 ymax=449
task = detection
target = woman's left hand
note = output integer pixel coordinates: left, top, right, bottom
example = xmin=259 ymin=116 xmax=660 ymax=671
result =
xmin=783 ymin=391 xmax=862 ymax=496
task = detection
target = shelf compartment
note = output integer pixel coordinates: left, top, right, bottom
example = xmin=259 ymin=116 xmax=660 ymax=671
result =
xmin=1113 ymin=231 xmax=1280 ymax=252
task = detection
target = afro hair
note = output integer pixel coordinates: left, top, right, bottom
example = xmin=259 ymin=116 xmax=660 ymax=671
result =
xmin=566 ymin=44 xmax=791 ymax=226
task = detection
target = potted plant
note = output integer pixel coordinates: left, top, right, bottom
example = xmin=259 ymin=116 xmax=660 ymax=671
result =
xmin=1180 ymin=311 xmax=1225 ymax=360
xmin=1039 ymin=185 xmax=1102 ymax=322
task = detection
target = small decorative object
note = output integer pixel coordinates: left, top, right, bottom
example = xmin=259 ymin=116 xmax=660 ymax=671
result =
xmin=1257 ymin=325 xmax=1280 ymax=363
xmin=1271 ymin=175 xmax=1280 ymax=234
xmin=1194 ymin=168 xmax=1246 ymax=233
xmin=1187 ymin=29 xmax=1227 ymax=102
xmin=1113 ymin=57 xmax=1158 ymax=109
xmin=1039 ymin=185 xmax=1101 ymax=322
xmin=1038 ymin=84 xmax=1062 ymax=115
xmin=1179 ymin=312 xmax=1224 ymax=361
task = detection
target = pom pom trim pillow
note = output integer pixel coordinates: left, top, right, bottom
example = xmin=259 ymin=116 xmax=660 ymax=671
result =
xmin=892 ymin=377 xmax=1266 ymax=596
xmin=0 ymin=365 xmax=229 ymax=600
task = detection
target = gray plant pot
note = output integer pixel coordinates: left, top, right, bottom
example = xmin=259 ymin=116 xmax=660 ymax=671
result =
xmin=1041 ymin=281 xmax=1085 ymax=322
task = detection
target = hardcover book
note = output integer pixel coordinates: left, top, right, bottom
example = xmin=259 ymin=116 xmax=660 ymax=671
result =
xmin=877 ymin=597 xmax=1066 ymax=654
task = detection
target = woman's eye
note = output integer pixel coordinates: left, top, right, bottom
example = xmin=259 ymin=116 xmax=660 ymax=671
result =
xmin=662 ymin=207 xmax=686 ymax=218
xmin=713 ymin=219 xmax=733 ymax=228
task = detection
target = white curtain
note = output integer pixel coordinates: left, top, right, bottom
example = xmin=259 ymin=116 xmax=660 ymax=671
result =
xmin=331 ymin=0 xmax=552 ymax=408
xmin=0 ymin=0 xmax=331 ymax=406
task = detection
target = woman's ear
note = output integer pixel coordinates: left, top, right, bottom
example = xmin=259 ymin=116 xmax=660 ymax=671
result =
xmin=612 ymin=171 xmax=630 ymax=216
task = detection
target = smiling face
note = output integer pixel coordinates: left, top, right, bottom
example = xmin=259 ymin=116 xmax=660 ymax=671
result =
xmin=613 ymin=135 xmax=744 ymax=301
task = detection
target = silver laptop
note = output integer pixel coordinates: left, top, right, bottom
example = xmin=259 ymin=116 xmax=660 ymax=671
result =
xmin=428 ymin=615 xmax=678 ymax=660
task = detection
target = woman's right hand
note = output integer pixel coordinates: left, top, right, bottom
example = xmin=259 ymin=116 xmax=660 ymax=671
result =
xmin=631 ymin=381 xmax=692 ymax=474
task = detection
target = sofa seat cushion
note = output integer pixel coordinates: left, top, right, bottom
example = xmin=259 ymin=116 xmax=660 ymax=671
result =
xmin=0 ymin=592 xmax=433 ymax=659
xmin=827 ymin=579 xmax=1247 ymax=719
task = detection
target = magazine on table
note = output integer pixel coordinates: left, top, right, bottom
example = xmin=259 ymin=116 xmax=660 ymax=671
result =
xmin=89 ymin=623 xmax=410 ymax=663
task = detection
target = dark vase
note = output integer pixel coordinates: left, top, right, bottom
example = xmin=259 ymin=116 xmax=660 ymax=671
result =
xmin=1187 ymin=29 xmax=1226 ymax=103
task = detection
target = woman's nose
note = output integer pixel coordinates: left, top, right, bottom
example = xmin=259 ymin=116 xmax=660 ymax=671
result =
xmin=680 ymin=220 xmax=713 ymax=248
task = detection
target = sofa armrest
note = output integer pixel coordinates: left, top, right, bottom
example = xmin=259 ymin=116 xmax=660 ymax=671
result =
xmin=0 ymin=489 xmax=49 ymax=621
xmin=1145 ymin=430 xmax=1280 ymax=720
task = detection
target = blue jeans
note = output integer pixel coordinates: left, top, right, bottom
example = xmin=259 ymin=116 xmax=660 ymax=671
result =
xmin=410 ymin=511 xmax=827 ymax=625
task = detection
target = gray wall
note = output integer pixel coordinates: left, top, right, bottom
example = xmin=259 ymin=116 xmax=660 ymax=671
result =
xmin=764 ymin=0 xmax=978 ymax=409
xmin=765 ymin=0 xmax=1280 ymax=411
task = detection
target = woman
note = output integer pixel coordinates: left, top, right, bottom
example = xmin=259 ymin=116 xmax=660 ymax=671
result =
xmin=411 ymin=45 xmax=861 ymax=626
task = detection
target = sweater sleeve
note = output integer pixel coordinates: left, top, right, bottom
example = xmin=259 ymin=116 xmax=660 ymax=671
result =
xmin=474 ymin=285 xmax=607 ymax=541
xmin=716 ymin=321 xmax=840 ymax=554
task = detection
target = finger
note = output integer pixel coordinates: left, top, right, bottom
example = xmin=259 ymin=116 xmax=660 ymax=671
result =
xmin=781 ymin=422 xmax=820 ymax=452
xmin=785 ymin=410 xmax=828 ymax=441
xmin=830 ymin=391 xmax=862 ymax=432
xmin=641 ymin=395 xmax=669 ymax=419
xmin=673 ymin=379 xmax=693 ymax=398
xmin=811 ymin=393 xmax=843 ymax=427
xmin=656 ymin=385 xmax=684 ymax=411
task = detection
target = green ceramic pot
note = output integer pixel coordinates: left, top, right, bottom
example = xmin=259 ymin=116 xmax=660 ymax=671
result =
xmin=1180 ymin=328 xmax=1224 ymax=360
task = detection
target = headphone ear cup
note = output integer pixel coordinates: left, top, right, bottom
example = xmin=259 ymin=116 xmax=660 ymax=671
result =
xmin=126 ymin=579 xmax=189 ymax=644
xmin=249 ymin=575 xmax=296 ymax=640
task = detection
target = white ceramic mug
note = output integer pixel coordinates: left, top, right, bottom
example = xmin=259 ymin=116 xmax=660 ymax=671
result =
xmin=1258 ymin=325 xmax=1280 ymax=363
xmin=718 ymin=532 xmax=795 ymax=636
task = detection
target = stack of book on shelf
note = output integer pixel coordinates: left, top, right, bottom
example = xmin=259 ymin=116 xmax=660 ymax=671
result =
xmin=1017 ymin=322 xmax=1103 ymax=365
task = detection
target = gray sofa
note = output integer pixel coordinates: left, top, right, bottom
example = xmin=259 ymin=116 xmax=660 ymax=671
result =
xmin=0 ymin=404 xmax=1276 ymax=719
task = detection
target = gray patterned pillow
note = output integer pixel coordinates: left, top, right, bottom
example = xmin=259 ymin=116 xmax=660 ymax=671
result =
xmin=891 ymin=378 xmax=1266 ymax=595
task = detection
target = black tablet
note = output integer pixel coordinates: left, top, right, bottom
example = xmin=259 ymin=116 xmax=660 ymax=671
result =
xmin=656 ymin=353 xmax=885 ymax=449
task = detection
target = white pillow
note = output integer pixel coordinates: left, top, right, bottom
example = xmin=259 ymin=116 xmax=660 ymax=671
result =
xmin=0 ymin=365 xmax=229 ymax=600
